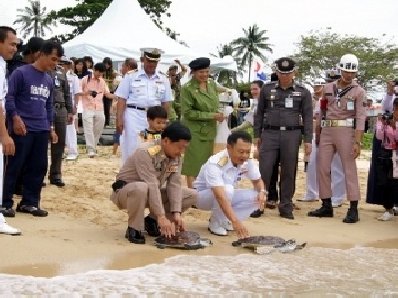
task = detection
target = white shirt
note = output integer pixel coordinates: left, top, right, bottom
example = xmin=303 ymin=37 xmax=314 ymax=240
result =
xmin=194 ymin=149 xmax=261 ymax=191
xmin=115 ymin=69 xmax=172 ymax=108
xmin=66 ymin=70 xmax=82 ymax=106
xmin=0 ymin=57 xmax=7 ymax=106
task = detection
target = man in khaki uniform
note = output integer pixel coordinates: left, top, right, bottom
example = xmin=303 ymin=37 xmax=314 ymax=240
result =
xmin=110 ymin=122 xmax=197 ymax=244
xmin=308 ymin=54 xmax=366 ymax=223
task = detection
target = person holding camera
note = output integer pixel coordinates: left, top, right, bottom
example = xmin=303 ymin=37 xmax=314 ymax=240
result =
xmin=374 ymin=98 xmax=398 ymax=221
xmin=80 ymin=62 xmax=117 ymax=157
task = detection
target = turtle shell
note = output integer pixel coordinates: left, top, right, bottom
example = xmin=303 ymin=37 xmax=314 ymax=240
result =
xmin=155 ymin=231 xmax=212 ymax=250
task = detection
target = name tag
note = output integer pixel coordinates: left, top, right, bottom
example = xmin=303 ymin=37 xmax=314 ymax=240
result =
xmin=285 ymin=97 xmax=293 ymax=108
xmin=166 ymin=164 xmax=178 ymax=173
xmin=292 ymin=91 xmax=301 ymax=97
xmin=347 ymin=100 xmax=355 ymax=111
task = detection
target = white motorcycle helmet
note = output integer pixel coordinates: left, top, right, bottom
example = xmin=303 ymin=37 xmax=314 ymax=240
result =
xmin=313 ymin=78 xmax=326 ymax=86
xmin=339 ymin=54 xmax=359 ymax=72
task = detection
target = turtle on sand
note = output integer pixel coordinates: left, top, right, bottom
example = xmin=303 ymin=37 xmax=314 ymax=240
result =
xmin=155 ymin=231 xmax=212 ymax=250
xmin=232 ymin=236 xmax=306 ymax=254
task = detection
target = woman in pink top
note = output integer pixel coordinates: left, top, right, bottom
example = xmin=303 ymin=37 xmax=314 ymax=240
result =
xmin=374 ymin=98 xmax=398 ymax=221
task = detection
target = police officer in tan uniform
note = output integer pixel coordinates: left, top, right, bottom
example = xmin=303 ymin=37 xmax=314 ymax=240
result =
xmin=254 ymin=57 xmax=313 ymax=219
xmin=110 ymin=122 xmax=197 ymax=244
xmin=308 ymin=54 xmax=366 ymax=223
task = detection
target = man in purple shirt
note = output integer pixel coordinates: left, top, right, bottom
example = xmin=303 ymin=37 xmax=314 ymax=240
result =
xmin=1 ymin=40 xmax=62 ymax=218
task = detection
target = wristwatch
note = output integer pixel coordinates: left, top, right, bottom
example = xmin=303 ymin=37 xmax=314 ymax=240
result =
xmin=259 ymin=189 xmax=269 ymax=195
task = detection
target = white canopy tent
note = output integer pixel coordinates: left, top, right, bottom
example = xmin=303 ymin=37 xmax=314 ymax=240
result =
xmin=63 ymin=0 xmax=237 ymax=71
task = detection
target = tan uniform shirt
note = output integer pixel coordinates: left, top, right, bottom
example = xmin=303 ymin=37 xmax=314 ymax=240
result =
xmin=116 ymin=141 xmax=183 ymax=215
xmin=322 ymin=81 xmax=367 ymax=130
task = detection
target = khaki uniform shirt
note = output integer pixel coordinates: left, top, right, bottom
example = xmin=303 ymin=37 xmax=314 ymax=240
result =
xmin=322 ymin=81 xmax=367 ymax=130
xmin=116 ymin=141 xmax=183 ymax=216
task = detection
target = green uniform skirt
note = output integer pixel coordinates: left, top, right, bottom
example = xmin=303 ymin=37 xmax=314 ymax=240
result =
xmin=181 ymin=136 xmax=214 ymax=177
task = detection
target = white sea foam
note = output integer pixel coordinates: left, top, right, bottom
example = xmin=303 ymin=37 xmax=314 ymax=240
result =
xmin=1 ymin=247 xmax=398 ymax=296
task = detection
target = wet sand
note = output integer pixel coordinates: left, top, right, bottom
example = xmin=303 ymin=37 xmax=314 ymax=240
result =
xmin=1 ymin=147 xmax=397 ymax=277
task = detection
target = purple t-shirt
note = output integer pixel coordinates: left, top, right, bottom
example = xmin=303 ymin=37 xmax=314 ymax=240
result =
xmin=5 ymin=64 xmax=53 ymax=132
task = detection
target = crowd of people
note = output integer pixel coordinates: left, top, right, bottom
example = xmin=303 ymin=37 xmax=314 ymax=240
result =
xmin=0 ymin=25 xmax=397 ymax=243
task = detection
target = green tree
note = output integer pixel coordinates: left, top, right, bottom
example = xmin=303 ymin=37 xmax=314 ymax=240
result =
xmin=13 ymin=0 xmax=56 ymax=38
xmin=48 ymin=0 xmax=172 ymax=42
xmin=231 ymin=24 xmax=273 ymax=82
xmin=293 ymin=29 xmax=398 ymax=85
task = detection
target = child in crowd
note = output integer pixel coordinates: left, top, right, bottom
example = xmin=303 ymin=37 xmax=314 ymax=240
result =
xmin=374 ymin=98 xmax=398 ymax=221
xmin=138 ymin=106 xmax=168 ymax=144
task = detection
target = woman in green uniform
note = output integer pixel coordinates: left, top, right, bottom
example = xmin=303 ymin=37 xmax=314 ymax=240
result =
xmin=181 ymin=57 xmax=224 ymax=188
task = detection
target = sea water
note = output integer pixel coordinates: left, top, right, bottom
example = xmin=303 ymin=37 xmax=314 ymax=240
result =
xmin=0 ymin=247 xmax=397 ymax=296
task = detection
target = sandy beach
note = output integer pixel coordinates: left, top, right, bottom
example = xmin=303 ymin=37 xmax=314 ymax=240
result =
xmin=0 ymin=146 xmax=397 ymax=279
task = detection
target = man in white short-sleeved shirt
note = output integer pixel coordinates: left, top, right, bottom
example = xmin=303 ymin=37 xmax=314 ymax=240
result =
xmin=194 ymin=131 xmax=266 ymax=238
xmin=0 ymin=26 xmax=20 ymax=235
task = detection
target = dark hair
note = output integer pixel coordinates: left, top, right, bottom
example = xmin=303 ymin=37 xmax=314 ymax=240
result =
xmin=125 ymin=58 xmax=137 ymax=70
xmin=251 ymin=80 xmax=264 ymax=88
xmin=227 ymin=131 xmax=252 ymax=145
xmin=0 ymin=26 xmax=16 ymax=42
xmin=74 ymin=58 xmax=88 ymax=77
xmin=94 ymin=62 xmax=106 ymax=72
xmin=22 ymin=37 xmax=44 ymax=55
xmin=169 ymin=65 xmax=178 ymax=71
xmin=147 ymin=106 xmax=168 ymax=120
xmin=83 ymin=56 xmax=94 ymax=67
xmin=39 ymin=41 xmax=63 ymax=57
xmin=270 ymin=72 xmax=278 ymax=82
xmin=103 ymin=56 xmax=114 ymax=78
xmin=161 ymin=122 xmax=191 ymax=142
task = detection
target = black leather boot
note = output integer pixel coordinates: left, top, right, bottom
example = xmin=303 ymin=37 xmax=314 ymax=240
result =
xmin=144 ymin=216 xmax=161 ymax=237
xmin=308 ymin=199 xmax=333 ymax=217
xmin=342 ymin=208 xmax=359 ymax=223
xmin=125 ymin=227 xmax=145 ymax=244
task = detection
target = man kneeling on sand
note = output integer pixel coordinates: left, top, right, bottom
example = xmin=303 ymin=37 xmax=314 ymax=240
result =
xmin=194 ymin=131 xmax=266 ymax=238
xmin=110 ymin=122 xmax=197 ymax=244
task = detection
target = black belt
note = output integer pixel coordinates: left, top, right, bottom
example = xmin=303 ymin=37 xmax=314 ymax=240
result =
xmin=112 ymin=180 xmax=127 ymax=192
xmin=54 ymin=103 xmax=66 ymax=109
xmin=263 ymin=125 xmax=302 ymax=131
xmin=127 ymin=104 xmax=146 ymax=111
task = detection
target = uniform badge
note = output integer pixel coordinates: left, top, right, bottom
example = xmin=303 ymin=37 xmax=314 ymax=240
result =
xmin=281 ymin=60 xmax=289 ymax=67
xmin=147 ymin=145 xmax=161 ymax=156
xmin=166 ymin=163 xmax=179 ymax=173
xmin=217 ymin=156 xmax=228 ymax=167
xmin=292 ymin=91 xmax=301 ymax=97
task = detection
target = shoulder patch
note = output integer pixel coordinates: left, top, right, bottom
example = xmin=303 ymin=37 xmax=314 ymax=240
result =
xmin=217 ymin=156 xmax=229 ymax=167
xmin=147 ymin=145 xmax=161 ymax=156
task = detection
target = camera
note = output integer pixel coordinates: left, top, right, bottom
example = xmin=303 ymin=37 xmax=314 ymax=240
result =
xmin=382 ymin=111 xmax=394 ymax=124
xmin=90 ymin=90 xmax=97 ymax=98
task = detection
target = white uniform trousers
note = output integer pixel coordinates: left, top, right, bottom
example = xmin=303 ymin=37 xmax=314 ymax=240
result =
xmin=196 ymin=185 xmax=258 ymax=223
xmin=0 ymin=145 xmax=3 ymax=206
xmin=120 ymin=108 xmax=147 ymax=165
xmin=304 ymin=137 xmax=346 ymax=204
xmin=65 ymin=116 xmax=78 ymax=156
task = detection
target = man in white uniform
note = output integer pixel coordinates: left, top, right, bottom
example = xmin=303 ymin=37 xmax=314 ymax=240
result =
xmin=0 ymin=26 xmax=20 ymax=235
xmin=63 ymin=58 xmax=82 ymax=160
xmin=195 ymin=131 xmax=266 ymax=238
xmin=115 ymin=48 xmax=172 ymax=165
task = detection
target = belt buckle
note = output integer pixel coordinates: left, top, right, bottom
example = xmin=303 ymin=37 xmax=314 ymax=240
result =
xmin=331 ymin=120 xmax=338 ymax=127
xmin=280 ymin=126 xmax=286 ymax=131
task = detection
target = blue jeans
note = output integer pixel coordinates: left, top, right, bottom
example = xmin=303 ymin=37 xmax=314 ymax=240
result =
xmin=2 ymin=132 xmax=48 ymax=209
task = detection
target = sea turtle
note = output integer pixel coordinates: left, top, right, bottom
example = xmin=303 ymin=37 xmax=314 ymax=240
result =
xmin=232 ymin=236 xmax=306 ymax=254
xmin=155 ymin=231 xmax=212 ymax=250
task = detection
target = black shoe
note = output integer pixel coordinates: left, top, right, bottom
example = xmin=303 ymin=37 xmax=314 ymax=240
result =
xmin=342 ymin=208 xmax=359 ymax=223
xmin=125 ymin=227 xmax=145 ymax=244
xmin=265 ymin=200 xmax=277 ymax=209
xmin=0 ymin=208 xmax=15 ymax=217
xmin=280 ymin=212 xmax=294 ymax=220
xmin=250 ymin=209 xmax=264 ymax=218
xmin=50 ymin=179 xmax=65 ymax=187
xmin=16 ymin=204 xmax=48 ymax=217
xmin=144 ymin=216 xmax=161 ymax=237
xmin=308 ymin=205 xmax=333 ymax=217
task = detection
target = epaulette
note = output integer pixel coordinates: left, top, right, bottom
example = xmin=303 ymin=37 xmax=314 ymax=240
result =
xmin=217 ymin=156 xmax=229 ymax=167
xmin=147 ymin=145 xmax=161 ymax=156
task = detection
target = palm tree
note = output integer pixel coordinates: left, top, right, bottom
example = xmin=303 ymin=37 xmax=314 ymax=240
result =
xmin=231 ymin=24 xmax=273 ymax=82
xmin=13 ymin=0 xmax=56 ymax=38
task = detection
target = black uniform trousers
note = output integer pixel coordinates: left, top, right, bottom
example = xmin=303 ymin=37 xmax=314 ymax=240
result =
xmin=259 ymin=129 xmax=302 ymax=214
xmin=49 ymin=107 xmax=67 ymax=180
